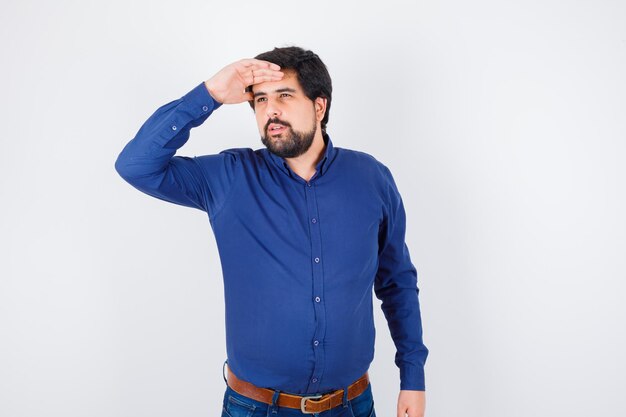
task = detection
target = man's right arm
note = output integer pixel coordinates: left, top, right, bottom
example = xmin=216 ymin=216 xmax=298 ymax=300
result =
xmin=114 ymin=82 xmax=237 ymax=215
xmin=114 ymin=59 xmax=284 ymax=217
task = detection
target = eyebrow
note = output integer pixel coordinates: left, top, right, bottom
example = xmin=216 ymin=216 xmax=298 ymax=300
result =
xmin=253 ymin=87 xmax=298 ymax=98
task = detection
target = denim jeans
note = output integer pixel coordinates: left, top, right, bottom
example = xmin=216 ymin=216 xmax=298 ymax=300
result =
xmin=220 ymin=381 xmax=376 ymax=417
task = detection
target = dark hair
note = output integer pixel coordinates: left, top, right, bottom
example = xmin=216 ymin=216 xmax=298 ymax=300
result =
xmin=247 ymin=46 xmax=333 ymax=134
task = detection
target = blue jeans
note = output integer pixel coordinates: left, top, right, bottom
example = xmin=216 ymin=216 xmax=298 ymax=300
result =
xmin=221 ymin=382 xmax=376 ymax=417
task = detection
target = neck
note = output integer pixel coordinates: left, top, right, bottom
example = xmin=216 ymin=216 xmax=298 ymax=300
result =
xmin=285 ymin=130 xmax=326 ymax=182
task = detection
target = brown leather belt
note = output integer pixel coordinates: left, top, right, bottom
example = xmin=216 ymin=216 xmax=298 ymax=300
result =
xmin=225 ymin=364 xmax=369 ymax=414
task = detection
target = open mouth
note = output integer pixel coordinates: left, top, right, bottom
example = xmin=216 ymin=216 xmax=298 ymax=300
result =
xmin=268 ymin=123 xmax=288 ymax=135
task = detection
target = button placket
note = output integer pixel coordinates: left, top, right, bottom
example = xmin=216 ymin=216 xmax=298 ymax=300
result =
xmin=304 ymin=180 xmax=326 ymax=393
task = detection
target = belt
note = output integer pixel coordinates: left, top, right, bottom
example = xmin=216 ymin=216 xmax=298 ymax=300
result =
xmin=224 ymin=363 xmax=370 ymax=414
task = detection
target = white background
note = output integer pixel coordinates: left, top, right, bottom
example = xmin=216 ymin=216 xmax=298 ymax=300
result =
xmin=1 ymin=1 xmax=625 ymax=416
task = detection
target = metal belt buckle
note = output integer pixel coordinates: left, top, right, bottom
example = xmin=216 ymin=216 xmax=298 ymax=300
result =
xmin=300 ymin=393 xmax=323 ymax=414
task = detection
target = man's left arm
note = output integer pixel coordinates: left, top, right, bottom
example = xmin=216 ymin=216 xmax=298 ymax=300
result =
xmin=374 ymin=165 xmax=429 ymax=417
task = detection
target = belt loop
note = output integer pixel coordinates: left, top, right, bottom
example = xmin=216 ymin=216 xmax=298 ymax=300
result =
xmin=342 ymin=384 xmax=349 ymax=408
xmin=267 ymin=389 xmax=280 ymax=415
xmin=222 ymin=359 xmax=228 ymax=386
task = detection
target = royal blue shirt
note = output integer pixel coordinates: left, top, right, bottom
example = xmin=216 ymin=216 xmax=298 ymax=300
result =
xmin=115 ymin=81 xmax=428 ymax=393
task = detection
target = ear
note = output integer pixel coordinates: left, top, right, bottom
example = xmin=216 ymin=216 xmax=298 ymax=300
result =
xmin=314 ymin=97 xmax=327 ymax=121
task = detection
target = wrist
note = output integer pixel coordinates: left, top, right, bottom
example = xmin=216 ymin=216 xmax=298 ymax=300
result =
xmin=204 ymin=80 xmax=223 ymax=104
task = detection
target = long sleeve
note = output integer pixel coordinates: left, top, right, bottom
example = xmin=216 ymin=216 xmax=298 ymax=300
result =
xmin=374 ymin=165 xmax=429 ymax=391
xmin=114 ymin=81 xmax=240 ymax=218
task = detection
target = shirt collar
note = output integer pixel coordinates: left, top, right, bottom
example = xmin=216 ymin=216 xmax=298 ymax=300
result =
xmin=267 ymin=133 xmax=336 ymax=179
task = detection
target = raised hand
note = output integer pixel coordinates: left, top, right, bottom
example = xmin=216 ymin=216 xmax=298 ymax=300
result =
xmin=204 ymin=59 xmax=284 ymax=104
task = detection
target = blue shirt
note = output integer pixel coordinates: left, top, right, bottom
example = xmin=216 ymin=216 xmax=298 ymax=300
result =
xmin=114 ymin=81 xmax=428 ymax=393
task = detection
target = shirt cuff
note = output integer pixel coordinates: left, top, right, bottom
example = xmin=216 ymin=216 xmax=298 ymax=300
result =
xmin=400 ymin=362 xmax=426 ymax=391
xmin=184 ymin=80 xmax=223 ymax=113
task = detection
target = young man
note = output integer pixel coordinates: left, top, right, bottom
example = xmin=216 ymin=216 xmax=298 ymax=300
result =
xmin=115 ymin=46 xmax=428 ymax=417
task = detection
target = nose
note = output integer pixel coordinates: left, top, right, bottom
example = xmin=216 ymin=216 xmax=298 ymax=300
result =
xmin=265 ymin=101 xmax=281 ymax=118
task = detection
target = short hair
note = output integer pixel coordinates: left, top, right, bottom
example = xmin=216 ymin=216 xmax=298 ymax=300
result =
xmin=247 ymin=46 xmax=333 ymax=134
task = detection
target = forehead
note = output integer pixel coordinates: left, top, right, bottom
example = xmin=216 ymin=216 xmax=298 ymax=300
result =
xmin=251 ymin=70 xmax=302 ymax=94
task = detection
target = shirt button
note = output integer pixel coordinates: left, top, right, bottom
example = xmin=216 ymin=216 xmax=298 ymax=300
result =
xmin=314 ymin=340 xmax=319 ymax=346
xmin=312 ymin=378 xmax=318 ymax=383
xmin=314 ymin=257 xmax=320 ymax=263
xmin=307 ymin=183 xmax=312 ymax=187
xmin=171 ymin=125 xmax=177 ymax=131
xmin=202 ymin=105 xmax=209 ymax=111
xmin=315 ymin=296 xmax=321 ymax=302
xmin=311 ymin=218 xmax=317 ymax=224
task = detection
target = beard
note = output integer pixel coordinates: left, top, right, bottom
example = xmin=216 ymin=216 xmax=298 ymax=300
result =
xmin=261 ymin=115 xmax=317 ymax=158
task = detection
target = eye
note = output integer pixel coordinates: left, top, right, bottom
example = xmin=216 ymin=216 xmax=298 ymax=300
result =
xmin=256 ymin=97 xmax=267 ymax=103
xmin=280 ymin=93 xmax=291 ymax=98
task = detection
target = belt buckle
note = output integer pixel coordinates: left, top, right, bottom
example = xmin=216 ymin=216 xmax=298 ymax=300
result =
xmin=300 ymin=394 xmax=323 ymax=414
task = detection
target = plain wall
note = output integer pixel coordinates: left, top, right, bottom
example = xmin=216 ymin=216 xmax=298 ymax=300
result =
xmin=1 ymin=1 xmax=625 ymax=416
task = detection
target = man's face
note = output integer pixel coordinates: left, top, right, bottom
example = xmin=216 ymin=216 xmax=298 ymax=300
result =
xmin=252 ymin=70 xmax=319 ymax=158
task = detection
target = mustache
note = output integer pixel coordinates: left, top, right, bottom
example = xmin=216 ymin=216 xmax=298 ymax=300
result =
xmin=265 ymin=118 xmax=291 ymax=131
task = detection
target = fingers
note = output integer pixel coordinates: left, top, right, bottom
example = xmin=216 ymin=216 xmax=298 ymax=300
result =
xmin=208 ymin=58 xmax=284 ymax=104
xmin=238 ymin=59 xmax=283 ymax=84
xmin=252 ymin=68 xmax=284 ymax=82
xmin=241 ymin=67 xmax=284 ymax=86
xmin=240 ymin=58 xmax=281 ymax=71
